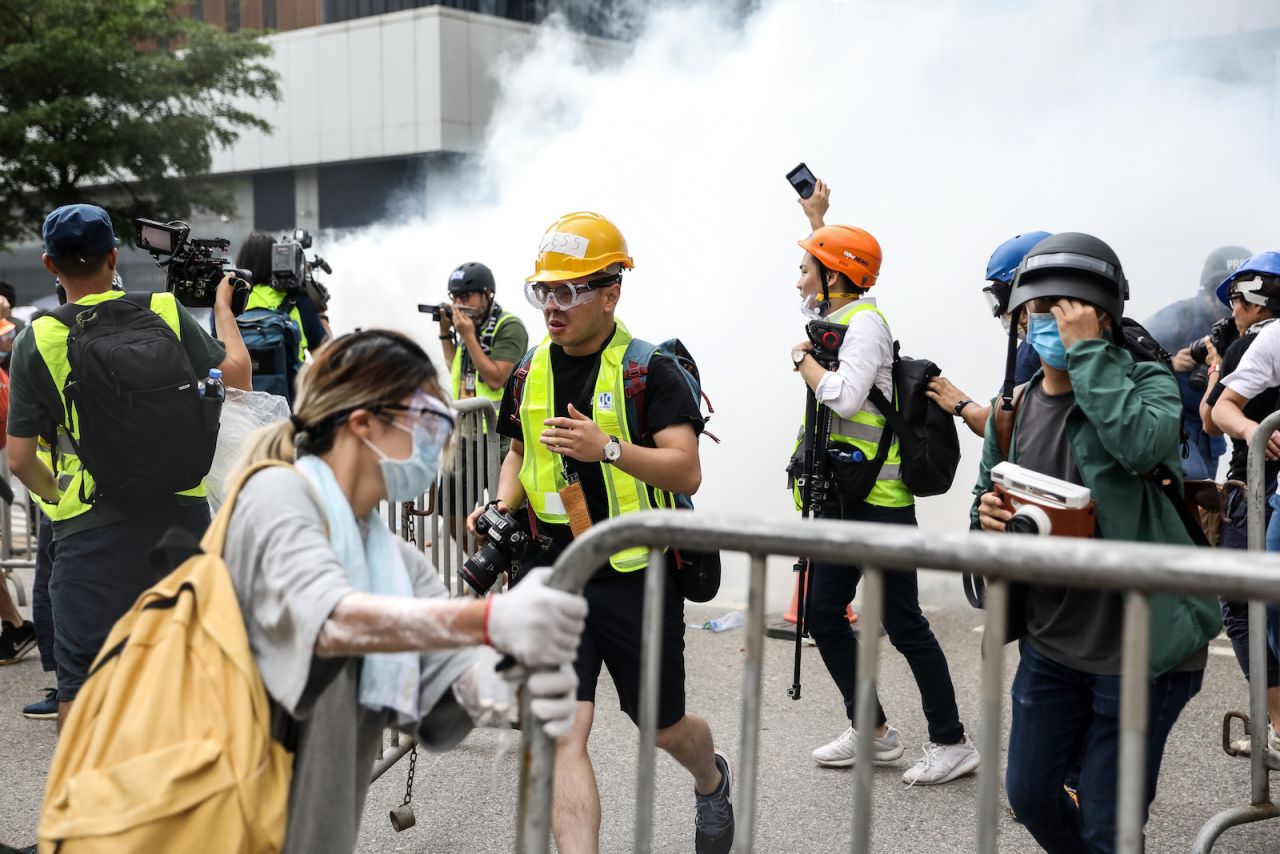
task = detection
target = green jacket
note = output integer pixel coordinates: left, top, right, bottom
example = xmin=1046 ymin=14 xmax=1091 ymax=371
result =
xmin=970 ymin=337 xmax=1221 ymax=677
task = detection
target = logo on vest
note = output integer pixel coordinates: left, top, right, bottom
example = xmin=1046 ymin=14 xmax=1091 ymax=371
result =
xmin=597 ymin=391 xmax=614 ymax=411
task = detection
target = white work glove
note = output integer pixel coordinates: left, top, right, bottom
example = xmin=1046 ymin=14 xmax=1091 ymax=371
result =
xmin=452 ymin=647 xmax=516 ymax=729
xmin=486 ymin=568 xmax=587 ymax=668
xmin=525 ymin=664 xmax=579 ymax=739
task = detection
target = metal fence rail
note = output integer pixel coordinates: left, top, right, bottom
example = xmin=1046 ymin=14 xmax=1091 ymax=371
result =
xmin=515 ymin=511 xmax=1280 ymax=854
xmin=1192 ymin=408 xmax=1280 ymax=851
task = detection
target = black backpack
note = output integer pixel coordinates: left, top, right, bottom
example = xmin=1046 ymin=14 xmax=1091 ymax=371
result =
xmin=236 ymin=297 xmax=302 ymax=405
xmin=866 ymin=342 xmax=961 ymax=497
xmin=50 ymin=294 xmax=219 ymax=504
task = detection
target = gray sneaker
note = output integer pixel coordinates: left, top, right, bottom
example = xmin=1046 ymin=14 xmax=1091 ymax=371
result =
xmin=812 ymin=725 xmax=905 ymax=767
xmin=694 ymin=749 xmax=734 ymax=854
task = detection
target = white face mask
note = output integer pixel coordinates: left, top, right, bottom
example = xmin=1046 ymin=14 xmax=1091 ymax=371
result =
xmin=800 ymin=293 xmax=824 ymax=320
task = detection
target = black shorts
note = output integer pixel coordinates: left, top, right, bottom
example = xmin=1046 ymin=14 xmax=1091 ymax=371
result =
xmin=49 ymin=503 xmax=212 ymax=701
xmin=575 ymin=569 xmax=687 ymax=730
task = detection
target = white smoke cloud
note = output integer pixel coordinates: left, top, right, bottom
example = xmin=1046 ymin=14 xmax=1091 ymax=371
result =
xmin=322 ymin=0 xmax=1280 ymax=608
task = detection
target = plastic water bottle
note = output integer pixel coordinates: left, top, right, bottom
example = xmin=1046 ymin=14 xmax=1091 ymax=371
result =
xmin=698 ymin=611 xmax=744 ymax=633
xmin=201 ymin=368 xmax=225 ymax=401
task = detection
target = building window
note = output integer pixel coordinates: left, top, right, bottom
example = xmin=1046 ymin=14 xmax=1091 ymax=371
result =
xmin=263 ymin=0 xmax=277 ymax=28
xmin=190 ymin=0 xmax=205 ymax=21
xmin=253 ymin=170 xmax=298 ymax=233
xmin=226 ymin=0 xmax=241 ymax=31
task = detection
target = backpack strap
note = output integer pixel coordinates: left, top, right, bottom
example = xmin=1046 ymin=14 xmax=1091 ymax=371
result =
xmin=995 ymin=383 xmax=1029 ymax=461
xmin=621 ymin=339 xmax=658 ymax=445
xmin=508 ymin=349 xmax=536 ymax=428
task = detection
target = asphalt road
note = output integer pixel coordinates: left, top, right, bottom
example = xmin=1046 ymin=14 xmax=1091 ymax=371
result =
xmin=3 ymin=565 xmax=1280 ymax=853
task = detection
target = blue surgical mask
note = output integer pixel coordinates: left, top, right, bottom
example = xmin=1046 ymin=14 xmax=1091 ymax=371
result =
xmin=1028 ymin=312 xmax=1069 ymax=370
xmin=363 ymin=422 xmax=444 ymax=503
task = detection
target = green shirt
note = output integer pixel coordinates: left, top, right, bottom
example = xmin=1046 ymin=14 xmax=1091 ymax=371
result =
xmin=8 ymin=292 xmax=227 ymax=539
xmin=969 ymin=338 xmax=1221 ymax=677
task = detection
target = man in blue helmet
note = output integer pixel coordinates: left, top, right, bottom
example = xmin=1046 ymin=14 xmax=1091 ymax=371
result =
xmin=925 ymin=232 xmax=1051 ymax=436
xmin=1144 ymin=246 xmax=1252 ymax=480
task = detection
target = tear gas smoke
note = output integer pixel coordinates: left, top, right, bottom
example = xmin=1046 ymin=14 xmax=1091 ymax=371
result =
xmin=321 ymin=0 xmax=1280 ymax=608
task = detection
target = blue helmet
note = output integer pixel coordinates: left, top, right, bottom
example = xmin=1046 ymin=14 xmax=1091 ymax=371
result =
xmin=986 ymin=231 xmax=1053 ymax=285
xmin=1216 ymin=251 xmax=1280 ymax=306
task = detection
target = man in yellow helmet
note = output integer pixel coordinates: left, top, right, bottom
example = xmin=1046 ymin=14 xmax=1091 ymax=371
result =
xmin=470 ymin=212 xmax=733 ymax=854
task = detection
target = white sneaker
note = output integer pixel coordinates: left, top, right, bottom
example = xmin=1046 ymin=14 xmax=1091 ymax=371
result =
xmin=812 ymin=725 xmax=904 ymax=768
xmin=1229 ymin=725 xmax=1280 ymax=756
xmin=902 ymin=736 xmax=981 ymax=786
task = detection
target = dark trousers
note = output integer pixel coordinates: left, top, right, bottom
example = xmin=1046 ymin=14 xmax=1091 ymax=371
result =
xmin=1218 ymin=486 xmax=1279 ymax=687
xmin=1006 ymin=640 xmax=1202 ymax=853
xmin=806 ymin=501 xmax=965 ymax=745
xmin=32 ymin=513 xmax=55 ymax=673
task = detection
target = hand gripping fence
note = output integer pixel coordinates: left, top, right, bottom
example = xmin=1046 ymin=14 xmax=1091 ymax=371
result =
xmin=514 ymin=511 xmax=1280 ymax=854
xmin=1192 ymin=407 xmax=1280 ymax=851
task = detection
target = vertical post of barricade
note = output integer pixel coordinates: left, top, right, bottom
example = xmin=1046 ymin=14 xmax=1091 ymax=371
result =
xmin=1246 ymin=410 xmax=1277 ymax=807
xmin=0 ymin=451 xmax=11 ymax=561
xmin=416 ymin=493 xmax=427 ymax=551
xmin=633 ymin=548 xmax=667 ymax=854
xmin=452 ymin=415 xmax=467 ymax=593
xmin=736 ymin=554 xmax=768 ymax=853
xmin=976 ymin=579 xmax=1008 ymax=854
xmin=1116 ymin=592 xmax=1151 ymax=854
xmin=442 ymin=440 xmax=455 ymax=594
xmin=463 ymin=409 xmax=477 ymax=562
xmin=851 ymin=567 xmax=885 ymax=854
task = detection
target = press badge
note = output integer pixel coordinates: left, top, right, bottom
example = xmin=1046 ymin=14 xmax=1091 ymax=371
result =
xmin=559 ymin=473 xmax=594 ymax=537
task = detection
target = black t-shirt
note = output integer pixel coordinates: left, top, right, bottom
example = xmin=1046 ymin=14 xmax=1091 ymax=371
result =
xmin=497 ymin=326 xmax=704 ymax=554
xmin=1208 ymin=330 xmax=1280 ymax=484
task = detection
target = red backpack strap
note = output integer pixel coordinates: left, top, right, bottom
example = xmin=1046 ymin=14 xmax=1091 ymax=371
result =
xmin=622 ymin=358 xmax=651 ymax=444
xmin=509 ymin=350 xmax=535 ymax=427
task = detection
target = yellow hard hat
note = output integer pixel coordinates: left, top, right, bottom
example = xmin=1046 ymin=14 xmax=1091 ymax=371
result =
xmin=527 ymin=212 xmax=635 ymax=283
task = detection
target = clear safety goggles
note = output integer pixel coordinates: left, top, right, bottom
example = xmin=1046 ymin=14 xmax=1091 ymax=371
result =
xmin=981 ymin=285 xmax=1004 ymax=318
xmin=379 ymin=390 xmax=455 ymax=445
xmin=524 ymin=274 xmax=621 ymax=312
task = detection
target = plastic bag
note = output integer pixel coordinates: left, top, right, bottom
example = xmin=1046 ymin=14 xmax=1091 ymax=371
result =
xmin=206 ymin=388 xmax=292 ymax=512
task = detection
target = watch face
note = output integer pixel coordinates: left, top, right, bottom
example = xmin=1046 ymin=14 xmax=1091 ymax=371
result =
xmin=792 ymin=348 xmax=807 ymax=364
xmin=604 ymin=439 xmax=622 ymax=461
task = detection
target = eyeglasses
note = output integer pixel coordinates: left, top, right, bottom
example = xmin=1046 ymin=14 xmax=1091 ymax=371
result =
xmin=1228 ymin=292 xmax=1247 ymax=306
xmin=524 ymin=274 xmax=621 ymax=311
xmin=380 ymin=390 xmax=455 ymax=444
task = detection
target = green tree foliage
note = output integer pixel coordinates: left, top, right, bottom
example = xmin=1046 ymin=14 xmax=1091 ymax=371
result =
xmin=0 ymin=0 xmax=279 ymax=248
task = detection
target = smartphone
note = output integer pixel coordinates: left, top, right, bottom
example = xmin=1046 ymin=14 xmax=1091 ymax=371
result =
xmin=786 ymin=163 xmax=817 ymax=199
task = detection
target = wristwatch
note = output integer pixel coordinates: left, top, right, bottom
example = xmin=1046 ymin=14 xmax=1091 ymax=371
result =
xmin=602 ymin=435 xmax=622 ymax=464
xmin=953 ymin=399 xmax=973 ymax=416
xmin=792 ymin=347 xmax=809 ymax=371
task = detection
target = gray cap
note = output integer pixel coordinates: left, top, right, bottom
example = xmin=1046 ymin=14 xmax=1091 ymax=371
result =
xmin=1201 ymin=245 xmax=1252 ymax=293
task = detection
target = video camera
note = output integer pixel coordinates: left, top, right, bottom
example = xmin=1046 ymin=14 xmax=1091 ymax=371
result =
xmin=134 ymin=219 xmax=252 ymax=314
xmin=991 ymin=461 xmax=1096 ymax=538
xmin=271 ymin=228 xmax=333 ymax=312
xmin=459 ymin=506 xmax=551 ymax=595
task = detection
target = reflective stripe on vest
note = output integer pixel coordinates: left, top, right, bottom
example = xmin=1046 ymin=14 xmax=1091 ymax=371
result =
xmin=32 ymin=291 xmax=205 ymax=522
xmin=794 ymin=300 xmax=910 ymax=509
xmin=451 ymin=311 xmax=514 ymax=405
xmin=517 ymin=319 xmax=671 ymax=572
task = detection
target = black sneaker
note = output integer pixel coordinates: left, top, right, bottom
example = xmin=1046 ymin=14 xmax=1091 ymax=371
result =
xmin=0 ymin=621 xmax=36 ymax=666
xmin=694 ymin=749 xmax=734 ymax=854
xmin=22 ymin=688 xmax=58 ymax=721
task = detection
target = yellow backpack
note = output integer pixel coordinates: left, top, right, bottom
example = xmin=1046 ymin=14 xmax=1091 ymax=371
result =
xmin=39 ymin=461 xmax=294 ymax=854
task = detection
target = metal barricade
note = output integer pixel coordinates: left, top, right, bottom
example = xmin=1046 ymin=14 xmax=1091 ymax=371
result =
xmin=0 ymin=450 xmax=34 ymax=606
xmin=1192 ymin=408 xmax=1280 ymax=851
xmin=430 ymin=398 xmax=502 ymax=597
xmin=515 ymin=511 xmax=1280 ymax=854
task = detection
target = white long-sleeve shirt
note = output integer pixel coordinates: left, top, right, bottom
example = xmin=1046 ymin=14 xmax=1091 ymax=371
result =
xmin=814 ymin=297 xmax=895 ymax=420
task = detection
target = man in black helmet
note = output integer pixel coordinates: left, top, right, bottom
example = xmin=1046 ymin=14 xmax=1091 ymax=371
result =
xmin=1144 ymin=245 xmax=1252 ymax=480
xmin=971 ymin=233 xmax=1219 ymax=852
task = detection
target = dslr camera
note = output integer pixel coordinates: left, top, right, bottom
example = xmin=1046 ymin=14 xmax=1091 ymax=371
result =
xmin=460 ymin=506 xmax=551 ymax=595
xmin=271 ymin=228 xmax=333 ymax=311
xmin=417 ymin=303 xmax=453 ymax=321
xmin=135 ymin=219 xmax=252 ymax=313
xmin=1190 ymin=317 xmax=1239 ymax=366
xmin=991 ymin=461 xmax=1096 ymax=538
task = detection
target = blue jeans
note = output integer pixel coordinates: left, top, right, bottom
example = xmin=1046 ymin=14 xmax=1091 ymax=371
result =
xmin=1005 ymin=641 xmax=1202 ymax=853
xmin=1265 ymin=494 xmax=1280 ymax=663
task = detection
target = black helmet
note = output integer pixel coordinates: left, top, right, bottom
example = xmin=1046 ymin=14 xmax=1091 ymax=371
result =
xmin=448 ymin=262 xmax=495 ymax=296
xmin=1200 ymin=245 xmax=1251 ymax=294
xmin=1007 ymin=232 xmax=1128 ymax=322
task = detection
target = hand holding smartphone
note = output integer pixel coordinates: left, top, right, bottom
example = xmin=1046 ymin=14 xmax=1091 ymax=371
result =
xmin=786 ymin=163 xmax=818 ymax=199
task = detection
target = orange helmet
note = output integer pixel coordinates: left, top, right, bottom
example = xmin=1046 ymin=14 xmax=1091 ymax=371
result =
xmin=527 ymin=212 xmax=635 ymax=283
xmin=798 ymin=225 xmax=882 ymax=290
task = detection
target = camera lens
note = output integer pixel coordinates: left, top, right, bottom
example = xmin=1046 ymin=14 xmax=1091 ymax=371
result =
xmin=1006 ymin=504 xmax=1051 ymax=536
xmin=459 ymin=545 xmax=505 ymax=595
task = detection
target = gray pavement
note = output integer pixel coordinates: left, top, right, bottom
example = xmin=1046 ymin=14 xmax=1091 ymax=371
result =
xmin=3 ymin=565 xmax=1280 ymax=853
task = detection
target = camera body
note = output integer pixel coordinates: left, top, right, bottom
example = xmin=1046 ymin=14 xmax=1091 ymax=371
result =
xmin=991 ymin=461 xmax=1096 ymax=538
xmin=459 ymin=507 xmax=550 ymax=595
xmin=135 ymin=219 xmax=251 ymax=313
xmin=417 ymin=303 xmax=453 ymax=321
xmin=1190 ymin=316 xmax=1239 ymax=366
xmin=270 ymin=228 xmax=332 ymax=310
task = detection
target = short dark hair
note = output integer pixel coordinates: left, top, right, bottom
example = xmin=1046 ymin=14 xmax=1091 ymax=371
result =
xmin=50 ymin=252 xmax=111 ymax=280
xmin=0 ymin=281 xmax=16 ymax=305
xmin=236 ymin=231 xmax=275 ymax=286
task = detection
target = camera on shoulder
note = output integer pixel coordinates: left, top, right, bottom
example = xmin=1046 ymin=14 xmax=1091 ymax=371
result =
xmin=271 ymin=228 xmax=333 ymax=311
xmin=991 ymin=461 xmax=1096 ymax=538
xmin=135 ymin=219 xmax=252 ymax=314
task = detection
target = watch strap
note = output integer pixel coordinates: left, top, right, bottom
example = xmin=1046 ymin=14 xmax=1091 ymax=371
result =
xmin=954 ymin=399 xmax=972 ymax=416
